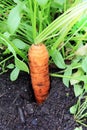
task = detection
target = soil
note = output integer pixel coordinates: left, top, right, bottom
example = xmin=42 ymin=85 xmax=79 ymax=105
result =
xmin=0 ymin=71 xmax=86 ymax=130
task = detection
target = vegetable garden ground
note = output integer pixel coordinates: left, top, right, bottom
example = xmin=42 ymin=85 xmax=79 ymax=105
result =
xmin=0 ymin=71 xmax=86 ymax=130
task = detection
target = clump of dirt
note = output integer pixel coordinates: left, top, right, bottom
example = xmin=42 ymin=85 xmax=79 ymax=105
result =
xmin=0 ymin=72 xmax=86 ymax=130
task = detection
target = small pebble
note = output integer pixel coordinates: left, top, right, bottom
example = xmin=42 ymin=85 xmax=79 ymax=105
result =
xmin=32 ymin=118 xmax=38 ymax=125
xmin=8 ymin=95 xmax=11 ymax=98
xmin=26 ymin=104 xmax=34 ymax=114
xmin=41 ymin=106 xmax=49 ymax=114
xmin=53 ymin=92 xmax=58 ymax=98
xmin=24 ymin=89 xmax=27 ymax=92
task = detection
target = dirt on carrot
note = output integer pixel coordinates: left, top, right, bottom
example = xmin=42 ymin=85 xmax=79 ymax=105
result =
xmin=28 ymin=43 xmax=50 ymax=104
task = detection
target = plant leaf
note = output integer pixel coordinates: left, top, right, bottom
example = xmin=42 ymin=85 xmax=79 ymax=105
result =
xmin=84 ymin=83 xmax=87 ymax=92
xmin=82 ymin=56 xmax=87 ymax=72
xmin=74 ymin=84 xmax=83 ymax=97
xmin=51 ymin=49 xmax=66 ymax=69
xmin=13 ymin=0 xmax=20 ymax=3
xmin=7 ymin=5 xmax=21 ymax=34
xmin=3 ymin=32 xmax=10 ymax=38
xmin=54 ymin=0 xmax=64 ymax=5
xmin=75 ymin=44 xmax=87 ymax=56
xmin=70 ymin=104 xmax=77 ymax=114
xmin=74 ymin=126 xmax=82 ymax=130
xmin=36 ymin=0 xmax=48 ymax=5
xmin=63 ymin=67 xmax=72 ymax=87
xmin=35 ymin=1 xmax=87 ymax=44
xmin=7 ymin=64 xmax=14 ymax=69
xmin=0 ymin=33 xmax=27 ymax=61
xmin=70 ymin=69 xmax=83 ymax=85
xmin=10 ymin=67 xmax=20 ymax=81
xmin=12 ymin=39 xmax=29 ymax=50
xmin=0 ymin=33 xmax=16 ymax=57
xmin=15 ymin=58 xmax=29 ymax=73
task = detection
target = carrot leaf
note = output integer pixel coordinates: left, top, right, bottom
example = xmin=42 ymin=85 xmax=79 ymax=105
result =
xmin=36 ymin=0 xmax=48 ymax=5
xmin=82 ymin=56 xmax=87 ymax=72
xmin=74 ymin=84 xmax=83 ymax=97
xmin=63 ymin=67 xmax=72 ymax=87
xmin=15 ymin=58 xmax=29 ymax=73
xmin=7 ymin=5 xmax=21 ymax=34
xmin=7 ymin=63 xmax=15 ymax=69
xmin=51 ymin=49 xmax=66 ymax=69
xmin=12 ymin=39 xmax=29 ymax=50
xmin=10 ymin=67 xmax=20 ymax=81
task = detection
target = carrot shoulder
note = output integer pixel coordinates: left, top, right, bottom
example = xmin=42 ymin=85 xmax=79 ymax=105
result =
xmin=28 ymin=43 xmax=50 ymax=104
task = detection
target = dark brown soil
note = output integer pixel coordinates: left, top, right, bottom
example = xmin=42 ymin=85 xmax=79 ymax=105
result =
xmin=0 ymin=72 xmax=86 ymax=130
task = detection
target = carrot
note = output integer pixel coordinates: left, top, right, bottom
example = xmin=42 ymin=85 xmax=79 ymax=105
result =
xmin=28 ymin=43 xmax=50 ymax=104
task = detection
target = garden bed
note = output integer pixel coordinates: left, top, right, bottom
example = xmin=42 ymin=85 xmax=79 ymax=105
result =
xmin=0 ymin=71 xmax=86 ymax=130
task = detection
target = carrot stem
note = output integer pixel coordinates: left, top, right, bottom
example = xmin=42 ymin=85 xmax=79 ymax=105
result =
xmin=33 ymin=0 xmax=37 ymax=42
xmin=28 ymin=0 xmax=37 ymax=42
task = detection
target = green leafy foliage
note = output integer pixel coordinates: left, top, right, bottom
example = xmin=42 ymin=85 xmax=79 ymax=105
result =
xmin=7 ymin=63 xmax=14 ymax=69
xmin=10 ymin=67 xmax=20 ymax=81
xmin=70 ymin=69 xmax=84 ymax=85
xmin=36 ymin=0 xmax=48 ymax=5
xmin=82 ymin=56 xmax=87 ymax=72
xmin=70 ymin=104 xmax=77 ymax=114
xmin=54 ymin=0 xmax=64 ymax=5
xmin=7 ymin=4 xmax=21 ymax=34
xmin=13 ymin=0 xmax=20 ymax=3
xmin=75 ymin=44 xmax=87 ymax=56
xmin=12 ymin=39 xmax=29 ymax=50
xmin=63 ymin=67 xmax=72 ymax=87
xmin=74 ymin=126 xmax=82 ymax=130
xmin=73 ymin=97 xmax=87 ymax=127
xmin=15 ymin=58 xmax=29 ymax=73
xmin=74 ymin=85 xmax=83 ymax=97
xmin=51 ymin=49 xmax=66 ymax=69
xmin=84 ymin=84 xmax=87 ymax=92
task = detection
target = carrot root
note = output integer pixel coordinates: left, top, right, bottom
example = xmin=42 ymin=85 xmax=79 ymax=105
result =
xmin=28 ymin=43 xmax=50 ymax=104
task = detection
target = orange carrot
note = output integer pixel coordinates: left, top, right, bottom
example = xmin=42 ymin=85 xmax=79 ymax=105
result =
xmin=28 ymin=43 xmax=50 ymax=104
